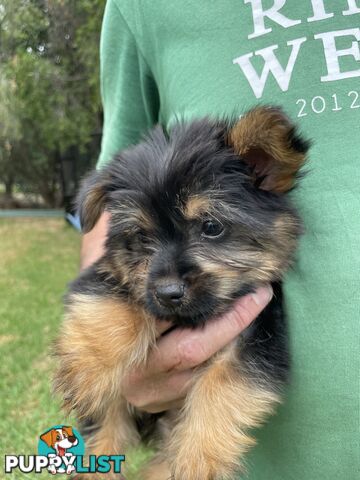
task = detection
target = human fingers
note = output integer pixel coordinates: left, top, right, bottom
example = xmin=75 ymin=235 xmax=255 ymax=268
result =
xmin=122 ymin=368 xmax=193 ymax=413
xmin=147 ymin=286 xmax=273 ymax=374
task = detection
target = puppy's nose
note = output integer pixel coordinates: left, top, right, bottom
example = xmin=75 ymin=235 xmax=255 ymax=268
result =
xmin=155 ymin=282 xmax=185 ymax=307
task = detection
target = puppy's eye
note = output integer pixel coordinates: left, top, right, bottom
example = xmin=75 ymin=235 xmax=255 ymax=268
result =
xmin=201 ymin=220 xmax=224 ymax=238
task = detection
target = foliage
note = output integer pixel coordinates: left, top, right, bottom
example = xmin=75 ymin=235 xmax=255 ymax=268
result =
xmin=0 ymin=72 xmax=21 ymax=195
xmin=0 ymin=0 xmax=105 ymax=206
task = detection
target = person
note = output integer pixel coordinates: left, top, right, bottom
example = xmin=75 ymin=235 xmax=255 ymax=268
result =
xmin=81 ymin=1 xmax=359 ymax=478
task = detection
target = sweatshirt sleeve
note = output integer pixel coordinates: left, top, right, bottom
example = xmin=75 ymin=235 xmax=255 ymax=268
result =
xmin=97 ymin=0 xmax=159 ymax=169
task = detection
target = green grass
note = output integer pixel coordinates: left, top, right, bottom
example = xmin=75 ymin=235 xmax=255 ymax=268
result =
xmin=0 ymin=219 xmax=151 ymax=479
xmin=0 ymin=219 xmax=79 ymax=479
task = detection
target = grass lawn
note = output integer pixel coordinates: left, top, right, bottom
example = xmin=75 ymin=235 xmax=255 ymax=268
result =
xmin=0 ymin=219 xmax=150 ymax=479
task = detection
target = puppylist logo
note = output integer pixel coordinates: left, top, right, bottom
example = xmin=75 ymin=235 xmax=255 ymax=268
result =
xmin=5 ymin=425 xmax=125 ymax=475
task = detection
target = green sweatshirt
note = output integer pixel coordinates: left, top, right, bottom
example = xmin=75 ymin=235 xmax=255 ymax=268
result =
xmin=98 ymin=1 xmax=360 ymax=478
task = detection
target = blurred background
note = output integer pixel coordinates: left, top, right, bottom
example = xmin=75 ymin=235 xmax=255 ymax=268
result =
xmin=0 ymin=2 xmax=154 ymax=478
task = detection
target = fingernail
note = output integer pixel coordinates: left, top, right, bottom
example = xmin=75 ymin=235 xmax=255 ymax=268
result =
xmin=251 ymin=286 xmax=273 ymax=306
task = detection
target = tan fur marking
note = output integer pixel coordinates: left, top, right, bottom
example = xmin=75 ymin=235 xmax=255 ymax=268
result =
xmin=167 ymin=344 xmax=281 ymax=480
xmin=87 ymin=401 xmax=139 ymax=455
xmin=54 ymin=295 xmax=156 ymax=419
xmin=273 ymin=213 xmax=300 ymax=238
xmin=81 ymin=400 xmax=138 ymax=479
xmin=111 ymin=204 xmax=155 ymax=233
xmin=193 ymin=247 xmax=293 ymax=301
xmin=182 ymin=195 xmax=211 ymax=220
xmin=142 ymin=458 xmax=172 ymax=480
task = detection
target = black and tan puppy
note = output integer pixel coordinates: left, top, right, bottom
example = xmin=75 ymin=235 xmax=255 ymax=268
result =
xmin=54 ymin=107 xmax=309 ymax=479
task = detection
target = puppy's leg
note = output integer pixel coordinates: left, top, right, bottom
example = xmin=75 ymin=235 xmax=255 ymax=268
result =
xmin=140 ymin=412 xmax=178 ymax=480
xmin=72 ymin=402 xmax=131 ymax=480
xmin=54 ymin=293 xmax=156 ymax=419
xmin=54 ymin=294 xmax=156 ymax=476
xmin=78 ymin=400 xmax=135 ymax=480
xmin=167 ymin=343 xmax=281 ymax=480
xmin=142 ymin=455 xmax=172 ymax=480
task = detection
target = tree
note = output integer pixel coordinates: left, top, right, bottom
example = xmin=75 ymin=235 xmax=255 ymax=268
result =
xmin=0 ymin=0 xmax=105 ymax=206
xmin=0 ymin=72 xmax=21 ymax=198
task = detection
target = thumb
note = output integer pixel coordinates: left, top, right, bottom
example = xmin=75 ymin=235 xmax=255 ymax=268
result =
xmin=155 ymin=285 xmax=273 ymax=372
xmin=224 ymin=286 xmax=273 ymax=332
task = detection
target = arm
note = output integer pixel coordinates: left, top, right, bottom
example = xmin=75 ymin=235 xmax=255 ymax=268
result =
xmin=80 ymin=211 xmax=110 ymax=270
xmin=97 ymin=0 xmax=159 ymax=169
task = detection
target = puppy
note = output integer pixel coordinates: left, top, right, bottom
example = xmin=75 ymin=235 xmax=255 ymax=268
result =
xmin=54 ymin=107 xmax=309 ymax=479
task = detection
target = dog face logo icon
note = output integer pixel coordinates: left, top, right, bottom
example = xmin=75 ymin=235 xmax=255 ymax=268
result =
xmin=40 ymin=426 xmax=78 ymax=457
xmin=38 ymin=425 xmax=84 ymax=475
xmin=5 ymin=423 xmax=125 ymax=475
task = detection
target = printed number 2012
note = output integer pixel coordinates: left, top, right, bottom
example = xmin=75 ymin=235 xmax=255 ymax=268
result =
xmin=296 ymin=91 xmax=360 ymax=117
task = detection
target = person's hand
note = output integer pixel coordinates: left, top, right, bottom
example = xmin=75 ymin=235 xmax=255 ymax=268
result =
xmin=80 ymin=211 xmax=110 ymax=269
xmin=122 ymin=286 xmax=273 ymax=413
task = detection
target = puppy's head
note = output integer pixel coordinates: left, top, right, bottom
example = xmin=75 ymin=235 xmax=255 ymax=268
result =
xmin=78 ymin=107 xmax=309 ymax=327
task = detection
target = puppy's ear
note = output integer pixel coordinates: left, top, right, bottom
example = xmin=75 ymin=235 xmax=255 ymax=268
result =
xmin=77 ymin=171 xmax=106 ymax=233
xmin=76 ymin=169 xmax=114 ymax=233
xmin=62 ymin=426 xmax=74 ymax=437
xmin=40 ymin=429 xmax=56 ymax=447
xmin=228 ymin=107 xmax=310 ymax=193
